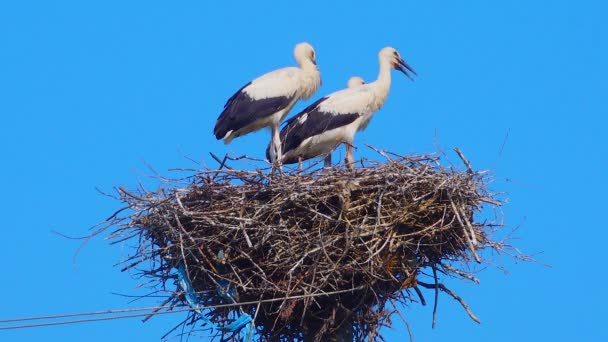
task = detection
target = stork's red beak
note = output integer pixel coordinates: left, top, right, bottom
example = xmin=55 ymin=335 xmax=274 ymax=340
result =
xmin=395 ymin=58 xmax=417 ymax=81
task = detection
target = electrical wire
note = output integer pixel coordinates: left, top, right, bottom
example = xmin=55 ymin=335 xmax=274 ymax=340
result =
xmin=0 ymin=305 xmax=172 ymax=323
xmin=0 ymin=286 xmax=364 ymax=330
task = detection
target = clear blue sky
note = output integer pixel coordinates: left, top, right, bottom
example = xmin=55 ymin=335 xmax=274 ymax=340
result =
xmin=1 ymin=1 xmax=606 ymax=341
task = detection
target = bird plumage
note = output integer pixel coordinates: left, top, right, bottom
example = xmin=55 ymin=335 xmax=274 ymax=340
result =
xmin=279 ymin=97 xmax=360 ymax=164
xmin=271 ymin=47 xmax=416 ymax=169
xmin=214 ymin=81 xmax=296 ymax=143
xmin=266 ymin=76 xmax=366 ymax=166
xmin=213 ymin=42 xmax=321 ymax=164
xmin=347 ymin=76 xmax=366 ymax=88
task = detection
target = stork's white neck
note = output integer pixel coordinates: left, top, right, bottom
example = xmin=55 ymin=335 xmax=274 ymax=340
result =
xmin=366 ymin=58 xmax=393 ymax=111
xmin=298 ymin=59 xmax=319 ymax=77
xmin=298 ymin=60 xmax=321 ymax=100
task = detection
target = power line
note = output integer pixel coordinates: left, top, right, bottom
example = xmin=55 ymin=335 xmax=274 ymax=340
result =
xmin=0 ymin=286 xmax=364 ymax=331
xmin=0 ymin=305 xmax=173 ymax=323
xmin=0 ymin=308 xmax=193 ymax=330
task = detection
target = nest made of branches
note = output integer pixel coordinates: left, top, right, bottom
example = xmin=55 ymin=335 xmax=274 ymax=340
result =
xmin=104 ymin=148 xmax=514 ymax=342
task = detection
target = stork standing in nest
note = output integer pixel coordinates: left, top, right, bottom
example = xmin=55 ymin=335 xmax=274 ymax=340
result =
xmin=213 ymin=42 xmax=321 ymax=166
xmin=271 ymin=47 xmax=416 ymax=170
xmin=266 ymin=75 xmax=366 ymax=169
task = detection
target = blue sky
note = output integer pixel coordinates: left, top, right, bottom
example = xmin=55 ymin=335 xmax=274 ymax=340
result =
xmin=0 ymin=1 xmax=606 ymax=341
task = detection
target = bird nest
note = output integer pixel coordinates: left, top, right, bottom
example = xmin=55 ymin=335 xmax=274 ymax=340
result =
xmin=103 ymin=148 xmax=515 ymax=341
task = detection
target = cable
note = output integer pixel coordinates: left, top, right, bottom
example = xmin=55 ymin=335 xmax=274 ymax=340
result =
xmin=0 ymin=308 xmax=193 ymax=330
xmin=0 ymin=305 xmax=173 ymax=323
xmin=0 ymin=286 xmax=364 ymax=330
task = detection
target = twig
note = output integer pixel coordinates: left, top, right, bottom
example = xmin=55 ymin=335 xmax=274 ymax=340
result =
xmin=431 ymin=265 xmax=439 ymax=329
xmin=389 ymin=298 xmax=413 ymax=342
xmin=453 ymin=148 xmax=473 ymax=174
xmin=450 ymin=199 xmax=481 ymax=263
xmin=418 ymin=281 xmax=481 ymax=324
xmin=209 ymin=152 xmax=232 ymax=170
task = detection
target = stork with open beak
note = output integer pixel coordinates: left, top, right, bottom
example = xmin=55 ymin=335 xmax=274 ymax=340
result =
xmin=272 ymin=47 xmax=416 ymax=170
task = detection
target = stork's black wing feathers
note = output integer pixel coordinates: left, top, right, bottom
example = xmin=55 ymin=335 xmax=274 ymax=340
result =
xmin=223 ymin=82 xmax=251 ymax=109
xmin=214 ymin=82 xmax=294 ymax=140
xmin=282 ymin=97 xmax=328 ymax=127
xmin=281 ymin=99 xmax=361 ymax=154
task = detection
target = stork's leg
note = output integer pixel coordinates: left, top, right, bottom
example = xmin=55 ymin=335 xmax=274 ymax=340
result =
xmin=298 ymin=156 xmax=303 ymax=172
xmin=345 ymin=144 xmax=355 ymax=170
xmin=324 ymin=154 xmax=332 ymax=168
xmin=271 ymin=126 xmax=283 ymax=173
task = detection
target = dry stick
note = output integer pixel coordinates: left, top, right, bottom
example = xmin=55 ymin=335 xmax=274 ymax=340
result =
xmin=174 ymin=193 xmax=194 ymax=216
xmin=389 ymin=298 xmax=414 ymax=342
xmin=417 ymin=281 xmax=481 ymax=324
xmin=175 ymin=215 xmax=190 ymax=278
xmin=142 ymin=296 xmax=174 ymax=323
xmin=363 ymin=232 xmax=393 ymax=264
xmin=480 ymin=197 xmax=502 ymax=206
xmin=247 ymin=301 xmax=262 ymax=342
xmin=461 ymin=210 xmax=479 ymax=246
xmin=174 ymin=213 xmax=202 ymax=263
xmin=431 ymin=265 xmax=439 ymax=329
xmin=118 ymin=187 xmax=149 ymax=202
xmin=364 ymin=143 xmax=394 ymax=162
xmin=413 ymin=286 xmax=426 ymax=306
xmin=440 ymin=263 xmax=480 ymax=284
xmin=288 ymin=246 xmax=322 ymax=274
xmin=450 ymin=199 xmax=481 ymax=263
xmin=239 ymin=190 xmax=253 ymax=248
xmin=209 ymin=152 xmax=232 ymax=170
xmin=104 ymin=205 xmax=131 ymax=221
xmin=318 ymin=222 xmax=334 ymax=267
xmin=453 ymin=147 xmax=473 ymax=174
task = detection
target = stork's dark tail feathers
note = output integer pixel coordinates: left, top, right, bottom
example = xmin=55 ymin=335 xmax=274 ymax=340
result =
xmin=213 ymin=120 xmax=225 ymax=141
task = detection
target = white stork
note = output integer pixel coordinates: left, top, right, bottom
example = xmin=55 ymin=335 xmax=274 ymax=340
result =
xmin=272 ymin=47 xmax=416 ymax=170
xmin=265 ymin=75 xmax=366 ymax=168
xmin=347 ymin=76 xmax=366 ymax=88
xmin=213 ymin=42 xmax=321 ymax=165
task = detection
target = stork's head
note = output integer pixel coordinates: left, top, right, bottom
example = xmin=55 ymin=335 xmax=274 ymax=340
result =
xmin=294 ymin=42 xmax=317 ymax=67
xmin=347 ymin=76 xmax=366 ymax=88
xmin=379 ymin=47 xmax=417 ymax=81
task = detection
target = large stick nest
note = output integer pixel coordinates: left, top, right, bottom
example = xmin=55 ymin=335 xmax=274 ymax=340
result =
xmin=105 ymin=149 xmax=512 ymax=341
